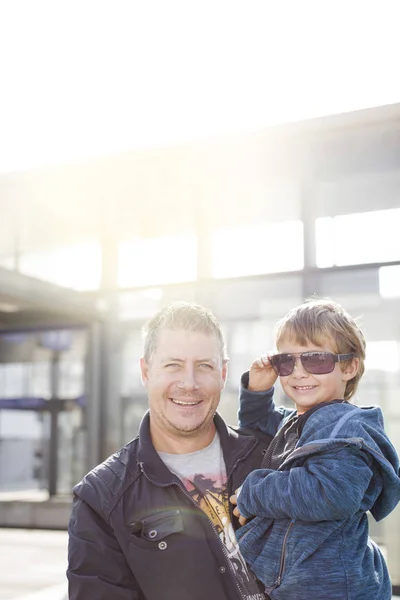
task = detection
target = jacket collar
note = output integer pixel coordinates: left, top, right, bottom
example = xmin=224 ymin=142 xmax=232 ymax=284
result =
xmin=137 ymin=410 xmax=257 ymax=485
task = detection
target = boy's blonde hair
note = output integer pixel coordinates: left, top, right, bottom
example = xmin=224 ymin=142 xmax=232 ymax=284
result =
xmin=275 ymin=298 xmax=366 ymax=400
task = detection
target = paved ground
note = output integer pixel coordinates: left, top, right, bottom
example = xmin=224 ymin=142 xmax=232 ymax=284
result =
xmin=0 ymin=529 xmax=67 ymax=600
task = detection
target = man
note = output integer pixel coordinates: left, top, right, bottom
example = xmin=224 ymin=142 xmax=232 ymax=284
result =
xmin=67 ymin=301 xmax=270 ymax=600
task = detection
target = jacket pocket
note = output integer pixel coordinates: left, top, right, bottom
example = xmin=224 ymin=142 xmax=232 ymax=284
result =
xmin=129 ymin=509 xmax=184 ymax=550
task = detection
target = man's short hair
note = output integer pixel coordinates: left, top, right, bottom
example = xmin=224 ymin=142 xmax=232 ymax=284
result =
xmin=142 ymin=301 xmax=228 ymax=364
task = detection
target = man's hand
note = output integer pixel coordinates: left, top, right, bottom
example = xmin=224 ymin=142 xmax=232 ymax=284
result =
xmin=229 ymin=493 xmax=248 ymax=526
xmin=248 ymin=355 xmax=278 ymax=392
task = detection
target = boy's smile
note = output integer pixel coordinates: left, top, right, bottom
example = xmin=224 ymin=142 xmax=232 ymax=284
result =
xmin=277 ymin=338 xmax=359 ymax=414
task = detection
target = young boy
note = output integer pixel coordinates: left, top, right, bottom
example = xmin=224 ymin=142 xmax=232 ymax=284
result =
xmin=230 ymin=298 xmax=400 ymax=600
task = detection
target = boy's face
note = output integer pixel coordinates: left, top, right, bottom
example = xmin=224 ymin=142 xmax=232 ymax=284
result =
xmin=277 ymin=337 xmax=359 ymax=415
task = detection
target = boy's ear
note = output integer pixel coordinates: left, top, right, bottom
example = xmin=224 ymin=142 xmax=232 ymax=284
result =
xmin=342 ymin=357 xmax=360 ymax=381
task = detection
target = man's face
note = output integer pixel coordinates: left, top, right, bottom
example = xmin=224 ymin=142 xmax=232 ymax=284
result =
xmin=140 ymin=329 xmax=227 ymax=450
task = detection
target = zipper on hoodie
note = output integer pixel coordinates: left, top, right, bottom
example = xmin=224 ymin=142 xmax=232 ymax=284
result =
xmin=266 ymin=520 xmax=294 ymax=594
xmin=139 ymin=462 xmax=247 ymax=600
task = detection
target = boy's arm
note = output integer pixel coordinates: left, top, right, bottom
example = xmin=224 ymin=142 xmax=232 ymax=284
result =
xmin=236 ymin=445 xmax=375 ymax=522
xmin=239 ymin=357 xmax=293 ymax=437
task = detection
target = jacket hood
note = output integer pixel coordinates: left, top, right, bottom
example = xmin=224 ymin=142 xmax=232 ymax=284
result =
xmin=286 ymin=402 xmax=400 ymax=521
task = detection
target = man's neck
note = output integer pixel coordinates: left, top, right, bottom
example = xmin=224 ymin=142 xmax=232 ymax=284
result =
xmin=150 ymin=422 xmax=217 ymax=454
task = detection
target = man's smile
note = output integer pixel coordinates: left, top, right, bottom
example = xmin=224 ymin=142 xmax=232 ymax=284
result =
xmin=170 ymin=398 xmax=202 ymax=406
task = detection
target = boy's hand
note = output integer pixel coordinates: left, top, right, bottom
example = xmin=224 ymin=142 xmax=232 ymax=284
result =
xmin=248 ymin=355 xmax=278 ymax=392
xmin=229 ymin=493 xmax=248 ymax=526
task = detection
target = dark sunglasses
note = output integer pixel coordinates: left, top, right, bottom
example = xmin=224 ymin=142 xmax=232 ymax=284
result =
xmin=269 ymin=351 xmax=355 ymax=376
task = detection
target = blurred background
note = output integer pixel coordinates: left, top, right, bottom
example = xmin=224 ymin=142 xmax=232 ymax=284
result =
xmin=0 ymin=1 xmax=400 ymax=598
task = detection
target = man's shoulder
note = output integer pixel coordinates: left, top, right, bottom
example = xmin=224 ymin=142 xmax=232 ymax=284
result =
xmin=73 ymin=437 xmax=141 ymax=515
xmin=96 ymin=437 xmax=141 ymax=488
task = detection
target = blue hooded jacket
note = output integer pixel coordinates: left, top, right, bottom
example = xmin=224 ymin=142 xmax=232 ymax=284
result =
xmin=236 ymin=383 xmax=400 ymax=600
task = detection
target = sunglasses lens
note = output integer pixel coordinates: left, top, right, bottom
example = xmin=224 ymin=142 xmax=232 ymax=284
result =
xmin=302 ymin=352 xmax=335 ymax=374
xmin=271 ymin=354 xmax=295 ymax=376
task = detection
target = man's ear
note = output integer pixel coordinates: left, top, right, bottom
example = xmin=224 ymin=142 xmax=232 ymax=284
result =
xmin=140 ymin=357 xmax=149 ymax=387
xmin=343 ymin=357 xmax=360 ymax=381
xmin=221 ymin=360 xmax=228 ymax=389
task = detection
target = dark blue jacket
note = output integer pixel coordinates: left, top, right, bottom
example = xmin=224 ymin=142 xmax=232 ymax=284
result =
xmin=236 ymin=384 xmax=400 ymax=600
xmin=67 ymin=411 xmax=271 ymax=600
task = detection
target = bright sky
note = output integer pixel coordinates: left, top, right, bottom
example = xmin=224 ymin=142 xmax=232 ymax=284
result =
xmin=1 ymin=0 xmax=400 ymax=173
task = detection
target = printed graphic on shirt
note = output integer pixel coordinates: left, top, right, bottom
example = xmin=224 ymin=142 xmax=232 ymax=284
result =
xmin=182 ymin=473 xmax=265 ymax=600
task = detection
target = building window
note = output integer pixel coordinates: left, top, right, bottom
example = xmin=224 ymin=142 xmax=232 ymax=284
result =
xmin=364 ymin=341 xmax=399 ymax=373
xmin=118 ymin=235 xmax=197 ymax=287
xmin=316 ymin=208 xmax=400 ymax=268
xmin=212 ymin=220 xmax=304 ymax=278
xmin=379 ymin=265 xmax=400 ymax=298
xmin=20 ymin=241 xmax=102 ymax=291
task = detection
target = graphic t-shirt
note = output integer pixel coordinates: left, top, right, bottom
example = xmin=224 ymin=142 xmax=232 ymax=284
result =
xmin=159 ymin=433 xmax=266 ymax=600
